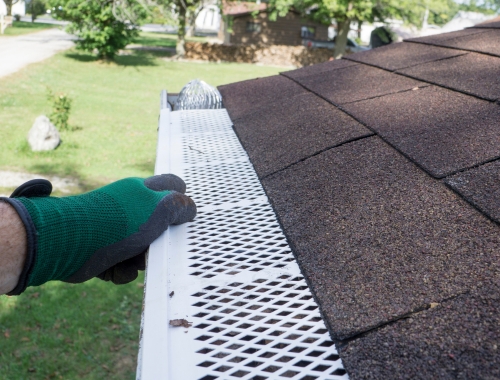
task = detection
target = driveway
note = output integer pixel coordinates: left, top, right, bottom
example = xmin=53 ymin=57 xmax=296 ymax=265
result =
xmin=0 ymin=28 xmax=74 ymax=79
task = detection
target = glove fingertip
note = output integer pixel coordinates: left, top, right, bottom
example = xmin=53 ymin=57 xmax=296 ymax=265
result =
xmin=144 ymin=174 xmax=186 ymax=194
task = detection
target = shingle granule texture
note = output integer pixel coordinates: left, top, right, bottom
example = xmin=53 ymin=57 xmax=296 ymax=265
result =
xmin=409 ymin=29 xmax=500 ymax=57
xmin=445 ymin=160 xmax=500 ymax=224
xmin=261 ymin=136 xmax=500 ymax=340
xmin=343 ymin=42 xmax=466 ymax=71
xmin=232 ymin=92 xmax=372 ymax=178
xmin=218 ymin=75 xmax=307 ymax=121
xmin=405 ymin=28 xmax=489 ymax=44
xmin=398 ymin=53 xmax=500 ymax=101
xmin=472 ymin=15 xmax=500 ymax=28
xmin=290 ymin=63 xmax=424 ymax=105
xmin=339 ymin=284 xmax=500 ymax=380
xmin=342 ymin=86 xmax=500 ymax=178
xmin=281 ymin=58 xmax=358 ymax=80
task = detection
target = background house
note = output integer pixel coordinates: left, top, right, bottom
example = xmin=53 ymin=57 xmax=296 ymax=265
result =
xmin=0 ymin=0 xmax=25 ymax=16
xmin=220 ymin=1 xmax=329 ymax=46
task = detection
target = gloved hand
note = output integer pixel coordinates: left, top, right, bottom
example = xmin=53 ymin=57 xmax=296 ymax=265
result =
xmin=1 ymin=174 xmax=196 ymax=295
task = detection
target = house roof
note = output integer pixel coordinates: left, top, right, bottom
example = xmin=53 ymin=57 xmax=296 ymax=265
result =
xmin=218 ymin=22 xmax=500 ymax=379
xmin=223 ymin=1 xmax=267 ymax=16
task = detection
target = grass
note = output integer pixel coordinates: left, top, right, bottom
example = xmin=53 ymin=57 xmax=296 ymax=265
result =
xmin=0 ymin=21 xmax=56 ymax=36
xmin=0 ymin=49 xmax=283 ymax=191
xmin=132 ymin=31 xmax=208 ymax=48
xmin=0 ymin=49 xmax=283 ymax=378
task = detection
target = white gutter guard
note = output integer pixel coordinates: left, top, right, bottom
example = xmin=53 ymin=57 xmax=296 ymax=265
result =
xmin=137 ymin=91 xmax=348 ymax=380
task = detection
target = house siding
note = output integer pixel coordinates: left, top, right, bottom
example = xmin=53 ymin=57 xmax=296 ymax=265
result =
xmin=230 ymin=12 xmax=328 ymax=46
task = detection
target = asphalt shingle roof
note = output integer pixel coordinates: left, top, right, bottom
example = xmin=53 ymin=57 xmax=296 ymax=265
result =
xmin=218 ymin=22 xmax=500 ymax=379
xmin=343 ymin=42 xmax=466 ymax=71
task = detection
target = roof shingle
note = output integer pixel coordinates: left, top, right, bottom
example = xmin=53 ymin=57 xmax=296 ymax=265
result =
xmin=261 ymin=136 xmax=500 ymax=340
xmin=409 ymin=29 xmax=500 ymax=57
xmin=291 ymin=63 xmax=424 ymax=105
xmin=218 ymin=29 xmax=500 ymax=379
xmin=398 ymin=53 xmax=500 ymax=101
xmin=218 ymin=75 xmax=308 ymax=121
xmin=445 ymin=160 xmax=500 ymax=224
xmin=343 ymin=42 xmax=466 ymax=71
xmin=342 ymin=85 xmax=500 ymax=178
xmin=340 ymin=284 xmax=500 ymax=379
xmin=232 ymin=92 xmax=372 ymax=178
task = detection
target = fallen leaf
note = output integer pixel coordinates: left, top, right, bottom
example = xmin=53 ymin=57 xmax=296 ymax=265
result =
xmin=169 ymin=319 xmax=192 ymax=328
xmin=81 ymin=292 xmax=87 ymax=297
xmin=28 ymin=367 xmax=36 ymax=373
xmin=101 ymin=364 xmax=110 ymax=371
xmin=4 ymin=330 xmax=10 ymax=339
xmin=429 ymin=302 xmax=439 ymax=309
xmin=137 ymin=283 xmax=144 ymax=288
xmin=21 ymin=337 xmax=30 ymax=342
xmin=31 ymin=292 xmax=40 ymax=299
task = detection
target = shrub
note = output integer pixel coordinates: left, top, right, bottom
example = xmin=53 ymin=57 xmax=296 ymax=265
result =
xmin=13 ymin=14 xmax=21 ymax=21
xmin=47 ymin=89 xmax=72 ymax=131
xmin=48 ymin=0 xmax=146 ymax=60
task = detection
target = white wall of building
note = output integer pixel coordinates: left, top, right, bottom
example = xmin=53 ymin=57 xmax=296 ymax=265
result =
xmin=0 ymin=0 xmax=26 ymax=16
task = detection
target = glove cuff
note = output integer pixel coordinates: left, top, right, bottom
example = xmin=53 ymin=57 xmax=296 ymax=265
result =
xmin=0 ymin=198 xmax=38 ymax=296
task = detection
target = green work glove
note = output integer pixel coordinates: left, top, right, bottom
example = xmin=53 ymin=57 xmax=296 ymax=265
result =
xmin=1 ymin=175 xmax=196 ymax=295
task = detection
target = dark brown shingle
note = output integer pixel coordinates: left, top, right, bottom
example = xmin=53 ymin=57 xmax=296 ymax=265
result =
xmin=232 ymin=92 xmax=372 ymax=178
xmin=409 ymin=29 xmax=500 ymax=57
xmin=292 ymin=63 xmax=424 ymax=105
xmin=261 ymin=136 xmax=500 ymax=341
xmin=398 ymin=53 xmax=500 ymax=101
xmin=342 ymin=86 xmax=500 ymax=178
xmin=343 ymin=42 xmax=466 ymax=71
xmin=218 ymin=75 xmax=307 ymax=121
xmin=218 ymin=29 xmax=500 ymax=379
xmin=445 ymin=160 xmax=500 ymax=223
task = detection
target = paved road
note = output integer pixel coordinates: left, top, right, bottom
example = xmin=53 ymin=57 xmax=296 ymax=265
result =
xmin=0 ymin=28 xmax=74 ymax=79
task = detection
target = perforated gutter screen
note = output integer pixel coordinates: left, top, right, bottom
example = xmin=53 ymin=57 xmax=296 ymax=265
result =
xmin=137 ymin=92 xmax=348 ymax=380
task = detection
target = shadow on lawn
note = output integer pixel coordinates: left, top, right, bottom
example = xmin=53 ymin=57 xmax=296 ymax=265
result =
xmin=65 ymin=51 xmax=159 ymax=67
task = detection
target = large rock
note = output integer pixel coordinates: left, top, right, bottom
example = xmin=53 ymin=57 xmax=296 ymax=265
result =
xmin=28 ymin=115 xmax=61 ymax=151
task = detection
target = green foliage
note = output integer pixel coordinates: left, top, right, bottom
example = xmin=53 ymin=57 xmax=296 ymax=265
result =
xmin=47 ymin=0 xmax=146 ymax=59
xmin=47 ymin=89 xmax=72 ymax=131
xmin=27 ymin=0 xmax=47 ymax=22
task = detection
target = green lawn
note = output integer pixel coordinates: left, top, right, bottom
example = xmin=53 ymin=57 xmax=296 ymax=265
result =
xmin=0 ymin=21 xmax=56 ymax=36
xmin=0 ymin=50 xmax=283 ymax=379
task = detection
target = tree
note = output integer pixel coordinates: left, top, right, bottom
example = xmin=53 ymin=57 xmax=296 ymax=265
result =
xmin=139 ymin=0 xmax=209 ymax=56
xmin=4 ymin=0 xmax=20 ymax=16
xmin=268 ymin=0 xmax=457 ymax=58
xmin=27 ymin=0 xmax=47 ymax=22
xmin=48 ymin=0 xmax=147 ymax=60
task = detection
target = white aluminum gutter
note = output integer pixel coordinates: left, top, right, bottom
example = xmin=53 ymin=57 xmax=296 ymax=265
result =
xmin=137 ymin=91 xmax=348 ymax=380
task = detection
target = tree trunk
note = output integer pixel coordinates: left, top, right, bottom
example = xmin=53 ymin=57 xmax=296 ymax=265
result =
xmin=5 ymin=1 xmax=13 ymax=16
xmin=334 ymin=19 xmax=350 ymax=59
xmin=176 ymin=4 xmax=187 ymax=56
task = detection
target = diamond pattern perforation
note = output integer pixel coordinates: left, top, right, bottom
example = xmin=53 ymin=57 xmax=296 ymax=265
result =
xmin=187 ymin=204 xmax=294 ymax=278
xmin=191 ymin=276 xmax=347 ymax=380
xmin=183 ymin=161 xmax=264 ymax=208
xmin=180 ymin=109 xmax=233 ymax=134
xmin=182 ymin=131 xmax=246 ymax=165
xmin=153 ymin=108 xmax=348 ymax=380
